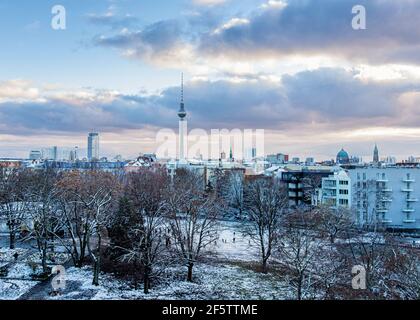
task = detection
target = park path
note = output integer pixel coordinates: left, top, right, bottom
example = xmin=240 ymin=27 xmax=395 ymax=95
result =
xmin=17 ymin=259 xmax=99 ymax=300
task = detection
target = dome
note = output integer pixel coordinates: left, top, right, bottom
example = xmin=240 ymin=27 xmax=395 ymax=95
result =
xmin=336 ymin=148 xmax=350 ymax=164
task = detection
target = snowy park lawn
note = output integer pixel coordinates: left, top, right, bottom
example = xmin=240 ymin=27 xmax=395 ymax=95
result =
xmin=0 ymin=278 xmax=40 ymax=300
xmin=47 ymin=262 xmax=292 ymax=300
xmin=0 ymin=248 xmax=29 ymax=267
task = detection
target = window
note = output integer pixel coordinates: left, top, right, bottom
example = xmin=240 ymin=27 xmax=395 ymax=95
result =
xmin=339 ymin=199 xmax=349 ymax=205
xmin=363 ymin=173 xmax=366 ymax=180
xmin=339 ymin=189 xmax=349 ymax=195
xmin=339 ymin=180 xmax=349 ymax=185
xmin=357 ymin=173 xmax=361 ymax=180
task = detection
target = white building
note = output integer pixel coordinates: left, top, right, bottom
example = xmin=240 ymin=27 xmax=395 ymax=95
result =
xmin=347 ymin=167 xmax=420 ymax=231
xmin=320 ymin=170 xmax=352 ymax=209
xmin=319 ymin=166 xmax=420 ymax=232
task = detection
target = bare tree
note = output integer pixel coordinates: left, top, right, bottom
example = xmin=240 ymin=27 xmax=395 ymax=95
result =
xmin=83 ymin=171 xmax=120 ymax=286
xmin=314 ymin=205 xmax=354 ymax=244
xmin=301 ymin=175 xmax=322 ymax=205
xmin=345 ymin=231 xmax=388 ymax=294
xmin=0 ymin=168 xmax=27 ymax=249
xmin=242 ymin=178 xmax=288 ymax=273
xmin=276 ymin=211 xmax=324 ymax=300
xmin=165 ymin=169 xmax=219 ymax=282
xmin=227 ymin=170 xmax=244 ymax=217
xmin=55 ymin=171 xmax=93 ymax=267
xmin=24 ymin=169 xmax=61 ymax=273
xmin=122 ymin=168 xmax=169 ymax=293
xmin=382 ymin=245 xmax=420 ymax=299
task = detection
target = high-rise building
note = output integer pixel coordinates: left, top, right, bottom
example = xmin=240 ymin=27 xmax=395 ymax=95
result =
xmin=373 ymin=144 xmax=379 ymax=163
xmin=52 ymin=146 xmax=58 ymax=161
xmin=178 ymin=74 xmax=187 ymax=161
xmin=88 ymin=132 xmax=100 ymax=161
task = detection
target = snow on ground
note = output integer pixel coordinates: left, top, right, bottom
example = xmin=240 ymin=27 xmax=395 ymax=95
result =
xmin=0 ymin=278 xmax=39 ymax=300
xmin=47 ymin=263 xmax=292 ymax=300
xmin=209 ymin=221 xmax=259 ymax=261
xmin=0 ymin=248 xmax=28 ymax=267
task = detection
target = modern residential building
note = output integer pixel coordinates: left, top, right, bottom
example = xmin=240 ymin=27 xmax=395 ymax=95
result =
xmin=347 ymin=167 xmax=420 ymax=231
xmin=87 ymin=132 xmax=100 ymax=161
xmin=320 ymin=170 xmax=352 ymax=209
xmin=319 ymin=166 xmax=420 ymax=232
xmin=271 ymin=164 xmax=336 ymax=206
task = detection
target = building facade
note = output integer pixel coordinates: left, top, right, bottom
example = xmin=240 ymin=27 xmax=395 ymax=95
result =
xmin=87 ymin=132 xmax=100 ymax=161
xmin=319 ymin=166 xmax=420 ymax=232
xmin=320 ymin=170 xmax=352 ymax=209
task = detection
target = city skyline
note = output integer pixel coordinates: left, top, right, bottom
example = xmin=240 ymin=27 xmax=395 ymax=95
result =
xmin=1 ymin=1 xmax=420 ymax=160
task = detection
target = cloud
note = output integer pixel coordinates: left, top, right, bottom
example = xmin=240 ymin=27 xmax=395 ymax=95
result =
xmin=1 ymin=68 xmax=420 ymax=137
xmin=192 ymin=0 xmax=227 ymax=6
xmin=199 ymin=0 xmax=420 ymax=65
xmin=0 ymin=80 xmax=40 ymax=102
xmin=87 ymin=12 xmax=138 ymax=29
xmin=94 ymin=19 xmax=194 ymax=65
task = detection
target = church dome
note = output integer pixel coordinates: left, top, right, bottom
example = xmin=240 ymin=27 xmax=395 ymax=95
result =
xmin=336 ymin=148 xmax=350 ymax=164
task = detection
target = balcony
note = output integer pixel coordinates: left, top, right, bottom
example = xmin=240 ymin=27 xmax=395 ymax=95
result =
xmin=403 ymin=208 xmax=415 ymax=213
xmin=383 ymin=188 xmax=393 ymax=192
xmin=406 ymin=198 xmax=419 ymax=202
xmin=381 ymin=219 xmax=393 ymax=224
xmin=376 ymin=209 xmax=388 ymax=213
xmin=402 ymin=188 xmax=414 ymax=192
xmin=403 ymin=178 xmax=415 ymax=183
xmin=376 ymin=179 xmax=389 ymax=183
xmin=403 ymin=219 xmax=416 ymax=224
xmin=380 ymin=198 xmax=393 ymax=202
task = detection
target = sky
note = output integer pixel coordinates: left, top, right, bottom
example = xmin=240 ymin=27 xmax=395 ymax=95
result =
xmin=1 ymin=0 xmax=420 ymax=161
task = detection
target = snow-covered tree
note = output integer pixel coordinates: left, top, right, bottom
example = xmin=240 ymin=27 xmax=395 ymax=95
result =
xmin=121 ymin=168 xmax=169 ymax=293
xmin=242 ymin=178 xmax=288 ymax=273
xmin=0 ymin=168 xmax=27 ymax=249
xmin=24 ymin=169 xmax=61 ymax=273
xmin=276 ymin=211 xmax=325 ymax=300
xmin=165 ymin=169 xmax=219 ymax=282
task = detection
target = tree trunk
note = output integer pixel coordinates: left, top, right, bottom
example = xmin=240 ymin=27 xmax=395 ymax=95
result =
xmin=92 ymin=257 xmax=100 ymax=286
xmin=262 ymin=258 xmax=268 ymax=274
xmin=187 ymin=262 xmax=194 ymax=282
xmin=42 ymin=245 xmax=48 ymax=273
xmin=92 ymin=234 xmax=102 ymax=286
xmin=297 ymin=273 xmax=303 ymax=300
xmin=9 ymin=232 xmax=15 ymax=249
xmin=144 ymin=266 xmax=150 ymax=294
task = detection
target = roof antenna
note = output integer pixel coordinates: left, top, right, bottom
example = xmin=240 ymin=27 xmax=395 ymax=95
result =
xmin=181 ymin=72 xmax=184 ymax=103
